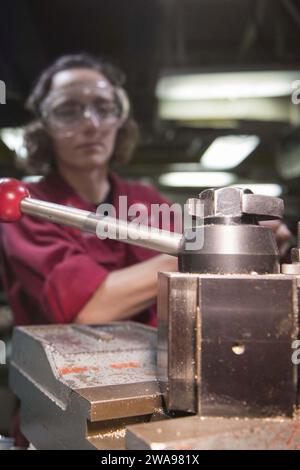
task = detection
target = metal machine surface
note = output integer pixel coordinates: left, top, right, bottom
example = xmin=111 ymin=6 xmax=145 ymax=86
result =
xmin=1 ymin=179 xmax=300 ymax=450
xmin=11 ymin=322 xmax=162 ymax=450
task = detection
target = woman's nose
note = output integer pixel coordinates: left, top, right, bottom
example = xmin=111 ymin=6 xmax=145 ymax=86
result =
xmin=82 ymin=107 xmax=101 ymax=130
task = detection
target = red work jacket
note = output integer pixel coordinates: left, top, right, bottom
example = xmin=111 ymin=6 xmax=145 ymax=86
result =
xmin=0 ymin=171 xmax=173 ymax=327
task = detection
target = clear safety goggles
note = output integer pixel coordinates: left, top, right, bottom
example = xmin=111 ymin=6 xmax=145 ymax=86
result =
xmin=40 ymin=80 xmax=130 ymax=137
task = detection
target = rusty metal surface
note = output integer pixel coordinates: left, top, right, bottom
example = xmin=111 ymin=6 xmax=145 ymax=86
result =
xmin=21 ymin=322 xmax=157 ymax=389
xmin=126 ymin=415 xmax=300 ymax=450
xmin=10 ymin=322 xmax=163 ymax=449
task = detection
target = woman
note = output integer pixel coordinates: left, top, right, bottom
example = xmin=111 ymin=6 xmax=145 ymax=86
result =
xmin=0 ymin=53 xmax=177 ymax=327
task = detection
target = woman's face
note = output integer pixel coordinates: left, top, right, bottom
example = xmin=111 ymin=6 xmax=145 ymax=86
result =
xmin=44 ymin=68 xmax=122 ymax=172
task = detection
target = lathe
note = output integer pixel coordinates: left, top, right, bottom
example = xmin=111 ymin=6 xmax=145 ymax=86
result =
xmin=0 ymin=179 xmax=300 ymax=450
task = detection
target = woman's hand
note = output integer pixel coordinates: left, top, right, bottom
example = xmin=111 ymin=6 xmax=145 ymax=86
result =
xmin=75 ymin=254 xmax=178 ymax=324
xmin=260 ymin=220 xmax=292 ymax=257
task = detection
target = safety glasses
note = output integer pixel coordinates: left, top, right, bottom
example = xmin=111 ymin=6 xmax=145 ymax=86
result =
xmin=40 ymin=80 xmax=130 ymax=137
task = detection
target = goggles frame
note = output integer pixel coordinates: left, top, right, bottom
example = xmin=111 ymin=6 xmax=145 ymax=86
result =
xmin=40 ymin=80 xmax=130 ymax=136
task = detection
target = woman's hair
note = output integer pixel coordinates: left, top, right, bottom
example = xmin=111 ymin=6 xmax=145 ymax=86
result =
xmin=22 ymin=53 xmax=138 ymax=174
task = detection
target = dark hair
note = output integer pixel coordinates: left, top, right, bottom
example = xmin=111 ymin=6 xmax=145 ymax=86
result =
xmin=22 ymin=53 xmax=138 ymax=174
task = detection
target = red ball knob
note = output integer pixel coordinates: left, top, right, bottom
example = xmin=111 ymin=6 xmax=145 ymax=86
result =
xmin=0 ymin=178 xmax=30 ymax=222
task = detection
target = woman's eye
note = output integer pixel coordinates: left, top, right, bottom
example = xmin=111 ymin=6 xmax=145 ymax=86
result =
xmin=94 ymin=100 xmax=118 ymax=116
xmin=53 ymin=102 xmax=83 ymax=119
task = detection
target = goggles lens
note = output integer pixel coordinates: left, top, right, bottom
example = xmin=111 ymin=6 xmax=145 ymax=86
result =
xmin=41 ymin=81 xmax=129 ymax=135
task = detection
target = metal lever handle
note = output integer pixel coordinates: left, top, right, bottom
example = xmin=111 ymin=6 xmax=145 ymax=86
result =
xmin=0 ymin=178 xmax=182 ymax=256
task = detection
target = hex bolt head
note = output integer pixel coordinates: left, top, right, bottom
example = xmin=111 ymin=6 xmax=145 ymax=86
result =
xmin=187 ymin=187 xmax=283 ymax=221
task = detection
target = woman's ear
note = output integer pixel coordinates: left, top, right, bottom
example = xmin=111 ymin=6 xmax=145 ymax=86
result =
xmin=22 ymin=120 xmax=56 ymax=174
xmin=116 ymin=88 xmax=130 ymax=125
xmin=112 ymin=118 xmax=139 ymax=165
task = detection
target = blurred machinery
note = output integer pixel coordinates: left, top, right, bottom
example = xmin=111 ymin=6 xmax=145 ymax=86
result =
xmin=0 ymin=180 xmax=300 ymax=449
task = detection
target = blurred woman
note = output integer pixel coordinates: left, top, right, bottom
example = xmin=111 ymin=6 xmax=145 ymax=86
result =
xmin=0 ymin=53 xmax=177 ymax=327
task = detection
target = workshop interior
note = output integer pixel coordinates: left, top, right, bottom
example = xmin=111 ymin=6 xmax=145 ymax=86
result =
xmin=1 ymin=0 xmax=300 ymax=450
